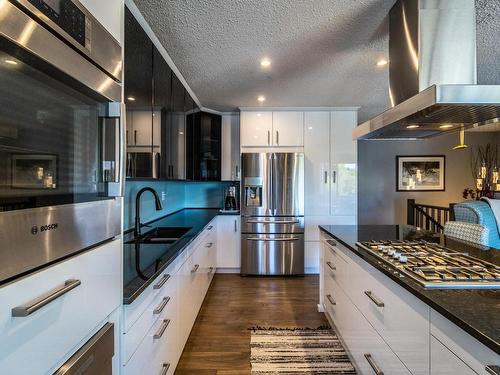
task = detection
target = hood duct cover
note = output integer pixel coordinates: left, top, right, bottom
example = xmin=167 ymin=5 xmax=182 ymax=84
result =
xmin=353 ymin=0 xmax=500 ymax=140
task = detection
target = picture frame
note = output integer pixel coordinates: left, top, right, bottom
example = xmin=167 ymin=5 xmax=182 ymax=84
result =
xmin=396 ymin=155 xmax=445 ymax=191
xmin=11 ymin=154 xmax=58 ymax=189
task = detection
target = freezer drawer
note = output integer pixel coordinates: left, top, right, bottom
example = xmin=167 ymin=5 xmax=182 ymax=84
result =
xmin=241 ymin=216 xmax=304 ymax=234
xmin=241 ymin=234 xmax=304 ymax=275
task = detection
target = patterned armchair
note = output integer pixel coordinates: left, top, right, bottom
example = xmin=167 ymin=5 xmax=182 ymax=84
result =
xmin=444 ymin=200 xmax=500 ymax=248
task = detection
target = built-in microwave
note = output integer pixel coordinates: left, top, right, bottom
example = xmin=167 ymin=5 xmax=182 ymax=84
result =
xmin=0 ymin=0 xmax=124 ymax=285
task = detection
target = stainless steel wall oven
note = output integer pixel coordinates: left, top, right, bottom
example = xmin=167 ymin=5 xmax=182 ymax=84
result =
xmin=0 ymin=0 xmax=123 ymax=285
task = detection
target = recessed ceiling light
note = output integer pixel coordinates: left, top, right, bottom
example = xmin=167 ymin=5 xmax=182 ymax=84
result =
xmin=440 ymin=124 xmax=453 ymax=129
xmin=376 ymin=59 xmax=388 ymax=67
xmin=127 ymin=96 xmax=136 ymax=101
xmin=260 ymin=58 xmax=271 ymax=67
xmin=257 ymin=95 xmax=266 ymax=102
xmin=4 ymin=59 xmax=18 ymax=65
xmin=257 ymin=113 xmax=262 ymax=117
xmin=406 ymin=124 xmax=420 ymax=129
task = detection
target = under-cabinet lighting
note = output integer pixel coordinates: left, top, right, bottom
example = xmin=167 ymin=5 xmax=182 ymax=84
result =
xmin=257 ymin=96 xmax=266 ymax=102
xmin=127 ymin=96 xmax=136 ymax=101
xmin=406 ymin=124 xmax=420 ymax=129
xmin=376 ymin=59 xmax=388 ymax=67
xmin=260 ymin=58 xmax=271 ymax=67
xmin=4 ymin=59 xmax=17 ymax=65
xmin=439 ymin=124 xmax=453 ymax=129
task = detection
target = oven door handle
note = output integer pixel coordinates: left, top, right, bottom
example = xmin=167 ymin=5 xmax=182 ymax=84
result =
xmin=247 ymin=237 xmax=300 ymax=242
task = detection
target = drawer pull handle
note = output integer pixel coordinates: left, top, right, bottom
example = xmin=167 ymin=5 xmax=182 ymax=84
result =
xmin=153 ymin=297 xmax=171 ymax=315
xmin=191 ymin=264 xmax=200 ymax=273
xmin=486 ymin=365 xmax=500 ymax=375
xmin=159 ymin=363 xmax=170 ymax=375
xmin=12 ymin=279 xmax=81 ymax=317
xmin=326 ymin=294 xmax=336 ymax=306
xmin=207 ymin=225 xmax=213 ymax=230
xmin=206 ymin=242 xmax=213 ymax=248
xmin=326 ymin=261 xmax=336 ymax=271
xmin=153 ymin=274 xmax=171 ymax=290
xmin=153 ymin=319 xmax=171 ymax=339
xmin=364 ymin=353 xmax=384 ymax=375
xmin=326 ymin=239 xmax=337 ymax=247
xmin=364 ymin=291 xmax=385 ymax=307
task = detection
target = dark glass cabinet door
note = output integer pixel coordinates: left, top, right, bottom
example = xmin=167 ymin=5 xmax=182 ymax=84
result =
xmin=186 ymin=111 xmax=222 ymax=181
xmin=153 ymin=47 xmax=172 ymax=179
xmin=163 ymin=74 xmax=186 ymax=179
xmin=124 ymin=7 xmax=154 ymax=178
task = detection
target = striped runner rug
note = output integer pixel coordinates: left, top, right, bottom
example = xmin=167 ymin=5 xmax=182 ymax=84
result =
xmin=250 ymin=327 xmax=356 ymax=374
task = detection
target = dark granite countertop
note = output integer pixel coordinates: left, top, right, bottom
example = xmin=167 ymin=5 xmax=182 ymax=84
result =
xmin=123 ymin=208 xmax=221 ymax=304
xmin=319 ymin=224 xmax=500 ymax=355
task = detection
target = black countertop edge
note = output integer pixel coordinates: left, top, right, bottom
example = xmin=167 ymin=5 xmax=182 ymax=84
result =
xmin=123 ymin=208 xmax=230 ymax=304
xmin=318 ymin=225 xmax=500 ymax=355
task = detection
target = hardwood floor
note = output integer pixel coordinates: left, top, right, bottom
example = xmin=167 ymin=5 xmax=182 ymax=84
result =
xmin=175 ymin=274 xmax=327 ymax=374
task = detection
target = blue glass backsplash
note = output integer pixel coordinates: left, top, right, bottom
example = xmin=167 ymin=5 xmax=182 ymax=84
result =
xmin=124 ymin=180 xmax=233 ymax=230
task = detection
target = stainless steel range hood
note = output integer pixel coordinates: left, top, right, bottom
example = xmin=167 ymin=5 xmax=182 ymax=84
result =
xmin=353 ymin=0 xmax=500 ymax=140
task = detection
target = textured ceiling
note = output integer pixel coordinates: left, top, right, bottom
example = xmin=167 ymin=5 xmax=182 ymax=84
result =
xmin=134 ymin=0 xmax=500 ymax=123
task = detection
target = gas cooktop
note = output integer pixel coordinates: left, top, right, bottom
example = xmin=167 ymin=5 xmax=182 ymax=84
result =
xmin=356 ymin=240 xmax=500 ymax=289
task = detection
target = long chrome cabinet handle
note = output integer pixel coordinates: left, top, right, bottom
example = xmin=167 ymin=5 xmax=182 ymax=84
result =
xmin=326 ymin=261 xmax=336 ymax=271
xmin=486 ymin=365 xmax=500 ymax=375
xmin=364 ymin=353 xmax=384 ymax=375
xmin=153 ymin=297 xmax=171 ymax=315
xmin=153 ymin=274 xmax=171 ymax=290
xmin=324 ymin=170 xmax=328 ymax=184
xmin=247 ymin=237 xmax=299 ymax=242
xmin=326 ymin=294 xmax=336 ymax=306
xmin=234 ymin=219 xmax=237 ymax=232
xmin=364 ymin=291 xmax=385 ymax=307
xmin=276 ymin=130 xmax=279 ymax=145
xmin=153 ymin=319 xmax=171 ymax=339
xmin=191 ymin=264 xmax=200 ymax=273
xmin=160 ymin=363 xmax=170 ymax=375
xmin=332 ymin=170 xmax=336 ymax=183
xmin=12 ymin=279 xmax=81 ymax=317
xmin=267 ymin=130 xmax=270 ymax=145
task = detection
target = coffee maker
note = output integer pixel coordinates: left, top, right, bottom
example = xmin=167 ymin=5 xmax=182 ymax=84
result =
xmin=222 ymin=184 xmax=239 ymax=212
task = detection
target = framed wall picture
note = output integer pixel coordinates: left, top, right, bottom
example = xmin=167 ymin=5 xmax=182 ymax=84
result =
xmin=11 ymin=154 xmax=58 ymax=189
xmin=396 ymin=155 xmax=445 ymax=191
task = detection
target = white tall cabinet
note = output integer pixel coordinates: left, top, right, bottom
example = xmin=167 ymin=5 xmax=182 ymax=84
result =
xmin=304 ymin=109 xmax=358 ymax=273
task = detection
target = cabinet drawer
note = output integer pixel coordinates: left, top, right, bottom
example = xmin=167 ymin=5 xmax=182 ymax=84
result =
xmin=124 ymin=312 xmax=178 ymax=375
xmin=331 ymin=239 xmax=430 ymax=375
xmin=0 ymin=239 xmax=121 ymax=374
xmin=431 ymin=310 xmax=500 ymax=374
xmin=431 ymin=335 xmax=477 ymax=374
xmin=322 ymin=239 xmax=350 ymax=285
xmin=122 ymin=276 xmax=178 ymax=364
xmin=323 ymin=275 xmax=411 ymax=375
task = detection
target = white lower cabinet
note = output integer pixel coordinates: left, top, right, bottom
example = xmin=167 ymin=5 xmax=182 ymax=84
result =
xmin=430 ymin=335 xmax=477 ymax=374
xmin=122 ymin=219 xmax=217 ymax=374
xmin=0 ymin=238 xmax=122 ymax=375
xmin=216 ymin=215 xmax=241 ymax=270
xmin=321 ymin=231 xmax=500 ymax=375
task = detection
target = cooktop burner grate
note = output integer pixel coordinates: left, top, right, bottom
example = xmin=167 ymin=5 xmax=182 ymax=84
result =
xmin=356 ymin=240 xmax=500 ymax=289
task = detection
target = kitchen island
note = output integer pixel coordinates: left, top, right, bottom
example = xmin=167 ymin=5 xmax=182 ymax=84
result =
xmin=319 ymin=224 xmax=500 ymax=375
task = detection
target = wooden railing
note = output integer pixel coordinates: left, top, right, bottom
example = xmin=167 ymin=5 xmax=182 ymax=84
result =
xmin=407 ymin=199 xmax=455 ymax=233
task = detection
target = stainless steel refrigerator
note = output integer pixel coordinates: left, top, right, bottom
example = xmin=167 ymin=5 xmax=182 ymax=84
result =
xmin=240 ymin=152 xmax=304 ymax=275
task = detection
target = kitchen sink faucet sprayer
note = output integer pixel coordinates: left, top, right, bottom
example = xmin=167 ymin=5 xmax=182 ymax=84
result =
xmin=135 ymin=187 xmax=162 ymax=237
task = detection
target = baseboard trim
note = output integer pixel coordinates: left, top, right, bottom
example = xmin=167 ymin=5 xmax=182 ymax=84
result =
xmin=216 ymin=267 xmax=241 ymax=274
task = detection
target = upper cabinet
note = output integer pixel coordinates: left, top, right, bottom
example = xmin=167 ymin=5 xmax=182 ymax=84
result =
xmin=186 ymin=111 xmax=222 ymax=181
xmin=240 ymin=112 xmax=273 ymax=147
xmin=124 ymin=6 xmax=193 ymax=180
xmin=221 ymin=114 xmax=240 ymax=181
xmin=124 ymin=7 xmax=155 ymax=178
xmin=273 ymin=112 xmax=304 ymax=146
xmin=240 ymin=111 xmax=304 ymax=147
